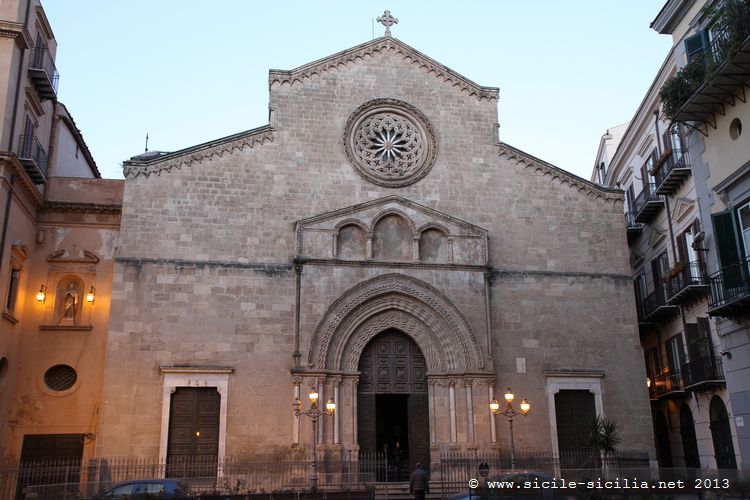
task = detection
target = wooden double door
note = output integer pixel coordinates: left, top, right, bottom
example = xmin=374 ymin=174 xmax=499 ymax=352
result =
xmin=167 ymin=387 xmax=220 ymax=476
xmin=357 ymin=330 xmax=429 ymax=479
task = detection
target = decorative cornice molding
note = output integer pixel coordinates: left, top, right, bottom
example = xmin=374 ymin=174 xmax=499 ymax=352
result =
xmin=122 ymin=126 xmax=274 ymax=179
xmin=269 ymin=37 xmax=499 ymax=102
xmin=0 ymin=20 xmax=32 ymax=49
xmin=498 ymin=143 xmax=623 ymax=204
xmin=40 ymin=201 xmax=121 ymax=214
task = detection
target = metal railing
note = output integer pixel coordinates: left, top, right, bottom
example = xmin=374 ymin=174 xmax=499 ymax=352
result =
xmin=653 ymin=149 xmax=691 ymax=189
xmin=682 ymin=355 xmax=725 ymax=388
xmin=16 ymin=134 xmax=49 ymax=177
xmin=649 ymin=371 xmax=684 ymax=398
xmin=640 ymin=284 xmax=670 ymax=319
xmin=624 ymin=211 xmax=640 ymax=229
xmin=632 ymin=183 xmax=660 ymax=218
xmin=708 ymin=255 xmax=750 ymax=311
xmin=28 ymin=46 xmax=59 ymax=94
xmin=667 ymin=260 xmax=708 ymax=299
xmin=1 ymin=454 xmax=381 ymax=499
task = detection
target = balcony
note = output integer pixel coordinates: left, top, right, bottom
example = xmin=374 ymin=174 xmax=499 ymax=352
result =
xmin=633 ymin=183 xmax=664 ymax=223
xmin=654 ymin=149 xmax=692 ymax=195
xmin=660 ymin=2 xmax=750 ymax=134
xmin=708 ymin=256 xmax=750 ymax=317
xmin=666 ymin=260 xmax=710 ymax=305
xmin=649 ymin=371 xmax=685 ymax=399
xmin=624 ymin=211 xmax=643 ymax=242
xmin=28 ymin=46 xmax=59 ymax=101
xmin=682 ymin=356 xmax=725 ymax=391
xmin=16 ymin=135 xmax=48 ymax=183
xmin=640 ymin=285 xmax=680 ymax=323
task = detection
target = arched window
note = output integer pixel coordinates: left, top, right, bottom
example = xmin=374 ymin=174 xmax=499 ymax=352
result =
xmin=372 ymin=214 xmax=412 ymax=261
xmin=709 ymin=396 xmax=737 ymax=469
xmin=419 ymin=228 xmax=449 ymax=263
xmin=336 ymin=224 xmax=366 ymax=260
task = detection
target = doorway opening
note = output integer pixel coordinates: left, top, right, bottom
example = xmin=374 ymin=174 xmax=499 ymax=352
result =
xmin=376 ymin=394 xmax=409 ymax=481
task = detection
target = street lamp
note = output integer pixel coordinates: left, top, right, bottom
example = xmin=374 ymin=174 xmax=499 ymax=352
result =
xmin=293 ymin=387 xmax=335 ymax=491
xmin=490 ymin=387 xmax=530 ymax=470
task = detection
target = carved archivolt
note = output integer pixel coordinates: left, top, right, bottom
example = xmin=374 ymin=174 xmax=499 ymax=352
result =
xmin=308 ymin=274 xmax=484 ymax=372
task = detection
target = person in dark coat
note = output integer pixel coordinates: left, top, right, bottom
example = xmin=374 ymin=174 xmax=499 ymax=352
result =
xmin=409 ymin=462 xmax=428 ymax=500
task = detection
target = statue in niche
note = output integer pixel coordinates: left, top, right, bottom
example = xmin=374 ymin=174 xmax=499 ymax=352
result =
xmin=62 ymin=282 xmax=80 ymax=322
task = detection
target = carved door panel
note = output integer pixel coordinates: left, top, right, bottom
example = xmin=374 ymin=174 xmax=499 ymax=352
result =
xmin=408 ymin=393 xmax=430 ymax=473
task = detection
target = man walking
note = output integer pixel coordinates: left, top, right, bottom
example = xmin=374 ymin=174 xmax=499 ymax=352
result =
xmin=409 ymin=462 xmax=428 ymax=500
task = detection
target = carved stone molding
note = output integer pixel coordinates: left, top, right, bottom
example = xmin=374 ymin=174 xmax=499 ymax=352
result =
xmin=308 ymin=274 xmax=484 ymax=372
xmin=498 ymin=143 xmax=623 ymax=205
xmin=123 ymin=126 xmax=274 ymax=179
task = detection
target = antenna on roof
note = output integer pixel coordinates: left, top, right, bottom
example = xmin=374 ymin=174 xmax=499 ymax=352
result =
xmin=145 ymin=133 xmax=149 ymax=153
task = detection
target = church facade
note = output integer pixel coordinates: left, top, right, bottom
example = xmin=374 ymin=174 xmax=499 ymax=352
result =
xmin=96 ymin=29 xmax=654 ymax=471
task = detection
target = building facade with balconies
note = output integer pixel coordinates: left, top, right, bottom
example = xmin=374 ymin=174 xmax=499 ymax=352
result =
xmin=0 ymin=0 xmax=124 ymax=485
xmin=592 ymin=0 xmax=743 ymax=470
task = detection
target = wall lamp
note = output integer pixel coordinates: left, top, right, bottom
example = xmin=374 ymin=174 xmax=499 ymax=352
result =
xmin=35 ymin=284 xmax=47 ymax=303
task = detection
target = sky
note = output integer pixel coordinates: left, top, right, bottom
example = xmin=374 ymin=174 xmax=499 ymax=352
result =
xmin=41 ymin=1 xmax=673 ymax=181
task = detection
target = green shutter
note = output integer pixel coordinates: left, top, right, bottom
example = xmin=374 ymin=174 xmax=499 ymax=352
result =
xmin=712 ymin=211 xmax=740 ymax=269
xmin=685 ymin=32 xmax=707 ymax=61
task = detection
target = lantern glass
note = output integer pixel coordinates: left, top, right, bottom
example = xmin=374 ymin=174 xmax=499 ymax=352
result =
xmin=308 ymin=389 xmax=319 ymax=405
xmin=504 ymin=388 xmax=514 ymax=403
xmin=326 ymin=398 xmax=336 ymax=412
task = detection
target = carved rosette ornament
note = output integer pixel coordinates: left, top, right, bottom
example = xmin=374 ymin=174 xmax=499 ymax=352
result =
xmin=344 ymin=99 xmax=437 ymax=187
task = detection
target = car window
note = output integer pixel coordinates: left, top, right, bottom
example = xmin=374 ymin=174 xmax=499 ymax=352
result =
xmin=106 ymin=483 xmax=135 ymax=496
xmin=135 ymin=482 xmax=166 ymax=495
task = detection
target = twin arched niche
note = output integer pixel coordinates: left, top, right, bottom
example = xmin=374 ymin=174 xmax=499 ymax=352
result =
xmin=335 ymin=212 xmax=450 ymax=263
xmin=307 ymin=274 xmax=485 ymax=373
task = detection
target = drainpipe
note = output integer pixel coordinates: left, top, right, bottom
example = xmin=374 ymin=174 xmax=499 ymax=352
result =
xmin=7 ymin=0 xmax=32 ymax=151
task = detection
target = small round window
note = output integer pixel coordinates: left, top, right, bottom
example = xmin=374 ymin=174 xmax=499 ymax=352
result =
xmin=44 ymin=364 xmax=78 ymax=392
xmin=730 ymin=118 xmax=742 ymax=140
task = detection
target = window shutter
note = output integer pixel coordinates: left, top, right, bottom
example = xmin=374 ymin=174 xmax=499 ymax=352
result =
xmin=712 ymin=211 xmax=740 ymax=269
xmin=685 ymin=31 xmax=707 ymax=62
xmin=677 ymin=232 xmax=688 ymax=263
xmin=685 ymin=323 xmax=702 ymax=361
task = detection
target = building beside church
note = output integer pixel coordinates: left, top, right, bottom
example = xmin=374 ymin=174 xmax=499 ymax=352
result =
xmin=91 ymin=16 xmax=654 ymax=474
xmin=592 ymin=0 xmax=748 ymax=470
xmin=0 ymin=0 xmax=123 ymax=479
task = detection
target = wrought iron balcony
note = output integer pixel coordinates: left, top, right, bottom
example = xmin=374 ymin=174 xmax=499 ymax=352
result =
xmin=633 ymin=183 xmax=664 ymax=223
xmin=708 ymin=256 xmax=750 ymax=317
xmin=16 ymin=135 xmax=48 ymax=183
xmin=682 ymin=356 xmax=725 ymax=390
xmin=654 ymin=149 xmax=692 ymax=195
xmin=624 ymin=211 xmax=643 ymax=242
xmin=661 ymin=1 xmax=750 ymax=133
xmin=640 ymin=285 xmax=679 ymax=323
xmin=28 ymin=46 xmax=59 ymax=100
xmin=649 ymin=371 xmax=685 ymax=399
xmin=667 ymin=260 xmax=710 ymax=305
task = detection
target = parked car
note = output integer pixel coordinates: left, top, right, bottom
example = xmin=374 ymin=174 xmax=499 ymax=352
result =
xmin=92 ymin=478 xmax=195 ymax=498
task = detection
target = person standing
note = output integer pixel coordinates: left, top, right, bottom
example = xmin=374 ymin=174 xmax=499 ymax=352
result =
xmin=409 ymin=462 xmax=428 ymax=500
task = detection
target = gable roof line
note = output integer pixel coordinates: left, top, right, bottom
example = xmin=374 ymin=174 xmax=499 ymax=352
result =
xmin=498 ymin=142 xmax=623 ymax=204
xmin=122 ymin=125 xmax=274 ymax=179
xmin=269 ymin=37 xmax=499 ymax=102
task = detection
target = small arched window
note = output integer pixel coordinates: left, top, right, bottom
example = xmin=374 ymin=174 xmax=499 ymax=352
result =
xmin=372 ymin=214 xmax=412 ymax=261
xmin=419 ymin=229 xmax=449 ymax=263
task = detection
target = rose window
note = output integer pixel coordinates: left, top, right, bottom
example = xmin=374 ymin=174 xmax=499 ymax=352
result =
xmin=345 ymin=99 xmax=437 ymax=187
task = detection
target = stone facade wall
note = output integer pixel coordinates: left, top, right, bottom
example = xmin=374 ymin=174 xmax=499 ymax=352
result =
xmin=99 ymin=39 xmax=652 ymax=461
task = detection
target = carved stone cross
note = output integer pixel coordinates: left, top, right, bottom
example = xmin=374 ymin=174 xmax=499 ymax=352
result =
xmin=377 ymin=10 xmax=398 ymax=37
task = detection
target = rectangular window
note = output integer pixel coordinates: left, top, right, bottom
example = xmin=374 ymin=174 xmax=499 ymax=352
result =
xmin=5 ymin=268 xmax=20 ymax=313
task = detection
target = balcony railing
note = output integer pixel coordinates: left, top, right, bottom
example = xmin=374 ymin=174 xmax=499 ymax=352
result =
xmin=649 ymin=371 xmax=684 ymax=399
xmin=640 ymin=284 xmax=679 ymax=322
xmin=16 ymin=135 xmax=48 ymax=183
xmin=654 ymin=149 xmax=692 ymax=195
xmin=633 ymin=183 xmax=664 ymax=223
xmin=624 ymin=211 xmax=643 ymax=241
xmin=682 ymin=356 xmax=725 ymax=389
xmin=667 ymin=260 xmax=710 ymax=305
xmin=28 ymin=46 xmax=59 ymax=100
xmin=708 ymin=255 xmax=750 ymax=316
xmin=660 ymin=1 xmax=750 ymax=128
